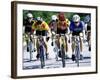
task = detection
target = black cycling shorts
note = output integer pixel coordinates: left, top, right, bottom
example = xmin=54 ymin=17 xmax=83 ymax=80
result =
xmin=72 ymin=31 xmax=82 ymax=36
xmin=57 ymin=28 xmax=67 ymax=34
xmin=25 ymin=27 xmax=32 ymax=33
xmin=36 ymin=30 xmax=47 ymax=36
xmin=87 ymin=25 xmax=91 ymax=31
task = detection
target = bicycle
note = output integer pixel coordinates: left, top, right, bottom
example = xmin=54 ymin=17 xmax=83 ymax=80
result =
xmin=23 ymin=33 xmax=34 ymax=61
xmin=87 ymin=30 xmax=91 ymax=51
xmin=52 ymin=33 xmax=66 ymax=67
xmin=73 ymin=35 xmax=81 ymax=67
xmin=38 ymin=36 xmax=45 ymax=68
xmin=60 ymin=34 xmax=66 ymax=67
xmin=34 ymin=34 xmax=46 ymax=69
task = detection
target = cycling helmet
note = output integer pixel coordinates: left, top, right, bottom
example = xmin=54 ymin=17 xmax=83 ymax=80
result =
xmin=51 ymin=15 xmax=57 ymax=21
xmin=58 ymin=12 xmax=65 ymax=21
xmin=72 ymin=14 xmax=80 ymax=22
xmin=36 ymin=17 xmax=43 ymax=24
xmin=37 ymin=17 xmax=43 ymax=21
xmin=84 ymin=15 xmax=91 ymax=23
xmin=27 ymin=13 xmax=33 ymax=18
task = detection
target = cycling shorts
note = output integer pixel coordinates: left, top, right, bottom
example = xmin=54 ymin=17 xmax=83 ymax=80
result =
xmin=57 ymin=28 xmax=67 ymax=34
xmin=72 ymin=31 xmax=82 ymax=36
xmin=25 ymin=27 xmax=32 ymax=33
xmin=87 ymin=25 xmax=91 ymax=31
xmin=36 ymin=30 xmax=47 ymax=36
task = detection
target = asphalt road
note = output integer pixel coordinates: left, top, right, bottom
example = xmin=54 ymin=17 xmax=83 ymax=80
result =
xmin=23 ymin=38 xmax=91 ymax=69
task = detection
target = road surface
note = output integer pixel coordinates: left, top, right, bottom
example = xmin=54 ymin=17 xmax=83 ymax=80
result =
xmin=23 ymin=38 xmax=91 ymax=69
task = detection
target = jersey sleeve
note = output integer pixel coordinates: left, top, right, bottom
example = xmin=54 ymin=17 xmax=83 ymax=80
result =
xmin=66 ymin=19 xmax=70 ymax=27
xmin=32 ymin=22 xmax=37 ymax=30
xmin=42 ymin=21 xmax=50 ymax=31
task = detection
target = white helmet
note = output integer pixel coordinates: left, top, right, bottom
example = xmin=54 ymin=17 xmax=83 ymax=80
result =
xmin=27 ymin=13 xmax=33 ymax=18
xmin=51 ymin=15 xmax=57 ymax=21
xmin=84 ymin=15 xmax=91 ymax=23
xmin=72 ymin=14 xmax=80 ymax=22
xmin=37 ymin=17 xmax=43 ymax=21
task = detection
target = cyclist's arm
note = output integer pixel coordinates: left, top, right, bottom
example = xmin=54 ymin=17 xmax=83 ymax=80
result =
xmin=43 ymin=21 xmax=51 ymax=37
xmin=66 ymin=19 xmax=70 ymax=27
xmin=32 ymin=22 xmax=38 ymax=31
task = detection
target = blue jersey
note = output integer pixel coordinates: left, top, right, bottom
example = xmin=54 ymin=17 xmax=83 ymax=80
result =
xmin=70 ymin=21 xmax=84 ymax=33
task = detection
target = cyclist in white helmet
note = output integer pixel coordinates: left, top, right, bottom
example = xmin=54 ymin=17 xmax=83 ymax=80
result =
xmin=23 ymin=13 xmax=36 ymax=52
xmin=84 ymin=15 xmax=91 ymax=51
xmin=49 ymin=15 xmax=58 ymax=32
xmin=70 ymin=14 xmax=84 ymax=61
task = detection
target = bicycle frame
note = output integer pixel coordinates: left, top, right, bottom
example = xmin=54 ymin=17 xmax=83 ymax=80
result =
xmin=60 ymin=34 xmax=66 ymax=67
xmin=74 ymin=36 xmax=80 ymax=67
xmin=23 ymin=33 xmax=34 ymax=61
xmin=36 ymin=35 xmax=46 ymax=68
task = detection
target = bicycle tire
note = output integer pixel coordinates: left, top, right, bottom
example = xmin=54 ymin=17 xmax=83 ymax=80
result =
xmin=75 ymin=44 xmax=80 ymax=67
xmin=61 ymin=44 xmax=66 ymax=67
xmin=39 ymin=45 xmax=45 ymax=69
xmin=29 ymin=41 xmax=33 ymax=61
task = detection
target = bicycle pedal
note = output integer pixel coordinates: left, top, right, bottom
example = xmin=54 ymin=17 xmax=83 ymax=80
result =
xmin=89 ymin=47 xmax=91 ymax=51
xmin=72 ymin=54 xmax=76 ymax=61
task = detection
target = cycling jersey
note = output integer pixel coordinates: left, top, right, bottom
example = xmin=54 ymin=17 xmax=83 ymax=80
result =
xmin=32 ymin=21 xmax=50 ymax=31
xmin=49 ymin=20 xmax=57 ymax=31
xmin=57 ymin=19 xmax=70 ymax=30
xmin=70 ymin=21 xmax=84 ymax=35
xmin=23 ymin=18 xmax=36 ymax=33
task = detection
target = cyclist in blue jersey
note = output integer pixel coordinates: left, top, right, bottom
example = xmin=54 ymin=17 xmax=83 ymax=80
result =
xmin=70 ymin=14 xmax=84 ymax=61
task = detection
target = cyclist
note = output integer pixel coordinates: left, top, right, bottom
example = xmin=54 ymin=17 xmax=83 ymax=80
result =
xmin=84 ymin=15 xmax=91 ymax=51
xmin=70 ymin=14 xmax=84 ymax=61
xmin=32 ymin=17 xmax=51 ymax=60
xmin=23 ymin=13 xmax=36 ymax=52
xmin=56 ymin=12 xmax=70 ymax=58
xmin=49 ymin=15 xmax=58 ymax=32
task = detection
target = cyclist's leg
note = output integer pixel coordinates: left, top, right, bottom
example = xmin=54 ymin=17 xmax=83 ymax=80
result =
xmin=55 ymin=35 xmax=60 ymax=49
xmin=36 ymin=30 xmax=41 ymax=59
xmin=36 ymin=39 xmax=40 ymax=59
xmin=42 ymin=30 xmax=49 ymax=59
xmin=55 ymin=36 xmax=61 ymax=58
xmin=79 ymin=36 xmax=83 ymax=60
xmin=79 ymin=37 xmax=82 ymax=52
xmin=88 ymin=32 xmax=91 ymax=51
xmin=61 ymin=29 xmax=68 ymax=53
xmin=32 ymin=33 xmax=36 ymax=52
xmin=26 ymin=33 xmax=30 ymax=52
xmin=56 ymin=29 xmax=62 ymax=57
xmin=71 ymin=36 xmax=76 ymax=61
xmin=65 ymin=36 xmax=68 ymax=52
xmin=44 ymin=41 xmax=49 ymax=59
xmin=72 ymin=36 xmax=75 ymax=53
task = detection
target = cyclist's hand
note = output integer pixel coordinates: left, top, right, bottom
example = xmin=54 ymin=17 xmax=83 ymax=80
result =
xmin=68 ymin=39 xmax=70 ymax=43
xmin=52 ymin=31 xmax=56 ymax=35
xmin=46 ymin=37 xmax=50 ymax=42
xmin=79 ymin=32 xmax=83 ymax=37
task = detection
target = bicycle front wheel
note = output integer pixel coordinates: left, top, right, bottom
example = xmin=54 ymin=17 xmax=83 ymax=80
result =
xmin=39 ymin=46 xmax=45 ymax=69
xmin=61 ymin=45 xmax=66 ymax=68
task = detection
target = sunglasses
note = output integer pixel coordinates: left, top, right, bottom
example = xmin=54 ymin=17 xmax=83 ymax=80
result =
xmin=74 ymin=22 xmax=79 ymax=24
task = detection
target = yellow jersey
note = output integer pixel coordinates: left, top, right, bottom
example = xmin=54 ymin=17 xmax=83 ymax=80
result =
xmin=32 ymin=21 xmax=50 ymax=31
